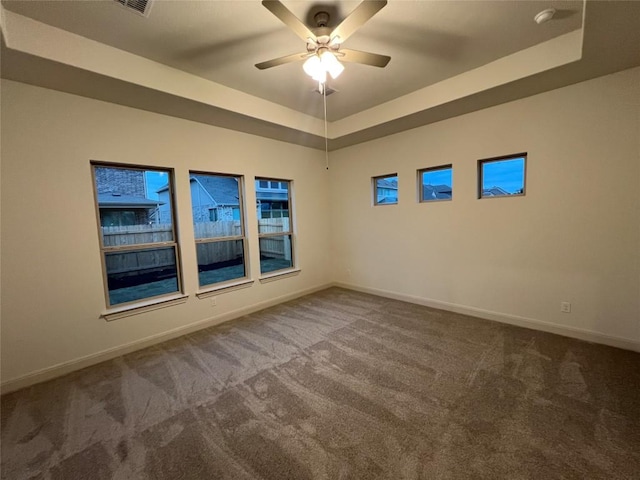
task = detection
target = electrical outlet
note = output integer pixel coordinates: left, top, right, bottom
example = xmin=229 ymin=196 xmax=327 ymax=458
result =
xmin=210 ymin=297 xmax=217 ymax=307
xmin=560 ymin=302 xmax=571 ymax=313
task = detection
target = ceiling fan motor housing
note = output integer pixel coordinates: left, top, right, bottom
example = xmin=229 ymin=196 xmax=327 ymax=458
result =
xmin=314 ymin=11 xmax=330 ymax=27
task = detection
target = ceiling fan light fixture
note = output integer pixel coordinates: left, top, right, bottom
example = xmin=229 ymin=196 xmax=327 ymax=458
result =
xmin=303 ymin=55 xmax=327 ymax=82
xmin=303 ymin=50 xmax=344 ymax=83
xmin=259 ymin=1 xmax=390 ymax=85
xmin=303 ymin=55 xmax=321 ymax=77
xmin=313 ymin=69 xmax=327 ymax=83
xmin=321 ymin=50 xmax=344 ymax=79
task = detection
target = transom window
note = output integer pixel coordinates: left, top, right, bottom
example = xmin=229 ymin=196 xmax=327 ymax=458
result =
xmin=92 ymin=163 xmax=181 ymax=307
xmin=478 ymin=153 xmax=527 ymax=198
xmin=256 ymin=178 xmax=294 ymax=275
xmin=418 ymin=165 xmax=452 ymax=202
xmin=189 ymin=172 xmax=248 ymax=289
xmin=373 ymin=174 xmax=398 ymax=205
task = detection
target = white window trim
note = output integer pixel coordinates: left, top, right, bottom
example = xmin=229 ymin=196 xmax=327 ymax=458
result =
xmin=477 ymin=152 xmax=527 ymax=199
xmin=418 ymin=164 xmax=453 ymax=203
xmin=372 ymin=173 xmax=399 ymax=206
xmin=256 ymin=177 xmax=296 ymax=276
xmin=92 ymin=162 xmax=184 ymax=311
xmin=102 ymin=293 xmax=189 ymax=322
xmin=196 ymin=278 xmax=254 ymax=298
xmin=191 ymin=171 xmax=251 ymax=290
xmin=259 ymin=268 xmax=301 ymax=283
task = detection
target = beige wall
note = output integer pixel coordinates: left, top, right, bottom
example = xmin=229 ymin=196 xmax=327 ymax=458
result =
xmin=2 ymin=67 xmax=639 ymax=390
xmin=329 ymin=67 xmax=640 ymax=349
xmin=0 ymin=80 xmax=331 ymax=387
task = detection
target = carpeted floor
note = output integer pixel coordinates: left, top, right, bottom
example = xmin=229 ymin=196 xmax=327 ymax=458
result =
xmin=2 ymin=287 xmax=639 ymax=479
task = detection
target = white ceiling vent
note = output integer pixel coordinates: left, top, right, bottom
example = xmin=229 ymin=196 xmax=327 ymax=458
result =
xmin=114 ymin=0 xmax=153 ymax=17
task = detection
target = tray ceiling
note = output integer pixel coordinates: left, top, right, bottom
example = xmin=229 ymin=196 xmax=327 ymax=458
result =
xmin=1 ymin=1 xmax=639 ymax=150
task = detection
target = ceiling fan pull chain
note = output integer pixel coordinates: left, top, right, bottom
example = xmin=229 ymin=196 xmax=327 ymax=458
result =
xmin=323 ymin=82 xmax=329 ymax=170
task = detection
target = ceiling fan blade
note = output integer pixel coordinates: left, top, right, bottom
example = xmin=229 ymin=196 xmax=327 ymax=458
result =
xmin=331 ymin=1 xmax=387 ymax=43
xmin=255 ymin=52 xmax=308 ymax=70
xmin=262 ymin=1 xmax=316 ymax=42
xmin=339 ymin=49 xmax=390 ymax=68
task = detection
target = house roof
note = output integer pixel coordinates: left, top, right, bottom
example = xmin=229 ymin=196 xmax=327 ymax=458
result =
xmin=482 ymin=186 xmax=511 ymax=196
xmin=194 ymin=176 xmax=239 ymax=207
xmin=98 ymin=193 xmax=163 ymax=209
xmin=157 ymin=176 xmax=240 ymax=207
xmin=423 ymin=184 xmax=452 ymax=200
xmin=377 ymin=179 xmax=398 ymax=190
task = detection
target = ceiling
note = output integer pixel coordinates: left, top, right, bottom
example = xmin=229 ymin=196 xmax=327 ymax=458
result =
xmin=1 ymin=1 xmax=639 ymax=150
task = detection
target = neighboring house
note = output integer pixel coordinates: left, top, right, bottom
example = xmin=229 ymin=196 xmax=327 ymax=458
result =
xmin=482 ymin=186 xmax=511 ymax=197
xmin=157 ymin=175 xmax=240 ymax=223
xmin=376 ymin=178 xmax=398 ymax=204
xmin=423 ymin=184 xmax=452 ymax=200
xmin=98 ymin=193 xmax=164 ymax=227
xmin=255 ymin=180 xmax=289 ymax=218
xmin=95 ymin=167 xmax=164 ymax=226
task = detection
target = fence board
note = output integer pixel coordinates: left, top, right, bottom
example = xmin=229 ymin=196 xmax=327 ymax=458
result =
xmin=194 ymin=221 xmax=242 ymax=239
xmin=101 ymin=224 xmax=173 ymax=246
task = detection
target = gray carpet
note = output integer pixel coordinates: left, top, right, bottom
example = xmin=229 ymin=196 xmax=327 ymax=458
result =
xmin=2 ymin=287 xmax=639 ymax=479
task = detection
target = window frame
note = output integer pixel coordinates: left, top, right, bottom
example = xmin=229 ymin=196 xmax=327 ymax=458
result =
xmin=91 ymin=162 xmax=184 ymax=310
xmin=255 ymin=176 xmax=296 ymax=277
xmin=418 ymin=164 xmax=453 ymax=203
xmin=478 ymin=152 xmax=527 ymax=199
xmin=372 ymin=173 xmax=399 ymax=206
xmin=189 ymin=171 xmax=250 ymax=292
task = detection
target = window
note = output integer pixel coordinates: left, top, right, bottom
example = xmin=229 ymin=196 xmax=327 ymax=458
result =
xmin=256 ymin=178 xmax=294 ymax=275
xmin=92 ymin=163 xmax=181 ymax=307
xmin=478 ymin=153 xmax=526 ymax=198
xmin=373 ymin=174 xmax=398 ymax=205
xmin=419 ymin=165 xmax=452 ymax=202
xmin=190 ymin=172 xmax=247 ymax=289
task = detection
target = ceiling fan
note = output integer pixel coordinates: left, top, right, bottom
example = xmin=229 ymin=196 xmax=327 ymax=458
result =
xmin=255 ymin=0 xmax=390 ymax=84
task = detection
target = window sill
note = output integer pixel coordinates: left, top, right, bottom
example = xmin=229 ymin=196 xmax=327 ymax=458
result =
xmin=259 ymin=268 xmax=301 ymax=283
xmin=419 ymin=198 xmax=452 ymax=204
xmin=479 ymin=193 xmax=526 ymax=200
xmin=196 ymin=279 xmax=254 ymax=299
xmin=102 ymin=294 xmax=189 ymax=322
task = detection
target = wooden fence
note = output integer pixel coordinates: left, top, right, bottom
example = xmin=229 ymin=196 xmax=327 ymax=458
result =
xmin=102 ymin=219 xmax=290 ymax=276
xmin=105 ymin=247 xmax=176 ymax=276
xmin=101 ymin=224 xmax=173 ymax=247
xmin=194 ymin=221 xmax=242 ymax=239
xmin=258 ymin=218 xmax=290 ymax=260
xmin=102 ymin=224 xmax=175 ymax=278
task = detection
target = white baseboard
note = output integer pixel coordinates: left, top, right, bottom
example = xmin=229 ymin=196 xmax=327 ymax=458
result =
xmin=334 ymin=282 xmax=640 ymax=353
xmin=0 ymin=283 xmax=333 ymax=395
xmin=4 ymin=281 xmax=637 ymax=394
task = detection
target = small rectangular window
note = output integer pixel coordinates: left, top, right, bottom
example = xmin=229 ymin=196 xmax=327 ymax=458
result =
xmin=478 ymin=153 xmax=526 ymax=198
xmin=256 ymin=178 xmax=294 ymax=275
xmin=189 ymin=172 xmax=247 ymax=288
xmin=419 ymin=165 xmax=452 ymax=202
xmin=92 ymin=163 xmax=182 ymax=307
xmin=373 ymin=174 xmax=398 ymax=205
